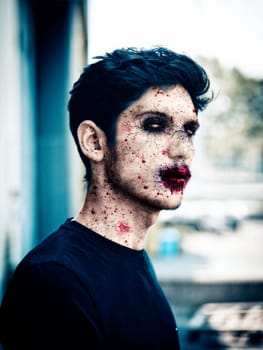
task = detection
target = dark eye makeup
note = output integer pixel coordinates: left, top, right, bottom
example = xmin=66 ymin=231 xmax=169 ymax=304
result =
xmin=141 ymin=112 xmax=200 ymax=137
xmin=183 ymin=120 xmax=200 ymax=137
xmin=142 ymin=114 xmax=169 ymax=133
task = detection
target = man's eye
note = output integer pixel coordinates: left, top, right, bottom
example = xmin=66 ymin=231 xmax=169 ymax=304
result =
xmin=184 ymin=121 xmax=199 ymax=137
xmin=142 ymin=117 xmax=168 ymax=133
xmin=185 ymin=128 xmax=195 ymax=137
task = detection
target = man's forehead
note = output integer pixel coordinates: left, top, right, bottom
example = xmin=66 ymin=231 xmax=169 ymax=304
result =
xmin=145 ymin=84 xmax=193 ymax=103
xmin=124 ymin=85 xmax=196 ymax=118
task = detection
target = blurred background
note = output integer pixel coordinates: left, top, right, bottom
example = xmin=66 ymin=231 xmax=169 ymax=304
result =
xmin=0 ymin=0 xmax=262 ymax=348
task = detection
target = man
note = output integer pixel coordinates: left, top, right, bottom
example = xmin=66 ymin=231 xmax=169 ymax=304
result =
xmin=0 ymin=47 xmax=212 ymax=349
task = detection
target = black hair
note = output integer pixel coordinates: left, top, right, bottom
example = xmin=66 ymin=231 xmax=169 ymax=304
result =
xmin=68 ymin=46 xmax=212 ymax=181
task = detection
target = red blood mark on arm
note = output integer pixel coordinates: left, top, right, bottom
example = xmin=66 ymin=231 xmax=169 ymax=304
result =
xmin=117 ymin=222 xmax=130 ymax=234
xmin=161 ymin=149 xmax=167 ymax=155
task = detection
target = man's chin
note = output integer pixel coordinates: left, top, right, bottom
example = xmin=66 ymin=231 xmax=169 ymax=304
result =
xmin=148 ymin=195 xmax=183 ymax=211
xmin=162 ymin=201 xmax=182 ymax=211
xmin=161 ymin=191 xmax=184 ymax=208
xmin=122 ymin=187 xmax=184 ymax=211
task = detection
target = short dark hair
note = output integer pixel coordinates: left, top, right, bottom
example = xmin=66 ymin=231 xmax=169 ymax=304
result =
xmin=68 ymin=46 xmax=212 ymax=181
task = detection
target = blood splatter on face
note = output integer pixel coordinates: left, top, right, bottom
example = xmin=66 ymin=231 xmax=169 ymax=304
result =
xmin=105 ymin=84 xmax=199 ymax=210
xmin=120 ymin=122 xmax=132 ymax=133
xmin=159 ymin=165 xmax=191 ymax=195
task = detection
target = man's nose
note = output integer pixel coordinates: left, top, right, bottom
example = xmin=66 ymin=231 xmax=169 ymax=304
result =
xmin=167 ymin=137 xmax=195 ymax=162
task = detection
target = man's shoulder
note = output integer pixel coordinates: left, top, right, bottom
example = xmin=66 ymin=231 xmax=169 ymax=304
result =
xmin=11 ymin=219 xmax=90 ymax=282
xmin=7 ymin=220 xmax=88 ymax=295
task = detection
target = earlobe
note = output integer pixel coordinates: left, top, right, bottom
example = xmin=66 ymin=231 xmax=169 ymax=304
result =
xmin=77 ymin=120 xmax=106 ymax=162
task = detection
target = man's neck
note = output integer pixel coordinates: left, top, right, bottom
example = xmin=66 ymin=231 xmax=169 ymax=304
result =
xmin=74 ymin=182 xmax=160 ymax=250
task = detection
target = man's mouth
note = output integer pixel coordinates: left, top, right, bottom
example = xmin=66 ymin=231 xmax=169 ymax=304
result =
xmin=159 ymin=165 xmax=191 ymax=194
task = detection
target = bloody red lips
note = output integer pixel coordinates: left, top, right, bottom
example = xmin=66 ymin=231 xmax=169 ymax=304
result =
xmin=159 ymin=165 xmax=191 ymax=194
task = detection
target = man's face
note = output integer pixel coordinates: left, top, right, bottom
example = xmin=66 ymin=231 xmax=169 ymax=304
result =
xmin=105 ymin=84 xmax=199 ymax=210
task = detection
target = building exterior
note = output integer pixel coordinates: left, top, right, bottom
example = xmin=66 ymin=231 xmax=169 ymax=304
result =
xmin=0 ymin=0 xmax=87 ymax=301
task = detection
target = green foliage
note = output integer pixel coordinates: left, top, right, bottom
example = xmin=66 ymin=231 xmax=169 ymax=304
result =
xmin=197 ymin=57 xmax=263 ymax=177
xmin=228 ymin=69 xmax=263 ymax=137
xmin=203 ymin=58 xmax=263 ymax=138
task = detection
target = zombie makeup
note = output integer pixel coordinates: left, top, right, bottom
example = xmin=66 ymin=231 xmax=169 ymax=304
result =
xmin=105 ymin=84 xmax=198 ymax=211
xmin=117 ymin=221 xmax=130 ymax=233
xmin=76 ymin=84 xmax=203 ymax=250
xmin=141 ymin=112 xmax=169 ymax=134
xmin=159 ymin=165 xmax=191 ymax=195
xmin=140 ymin=111 xmax=199 ymax=139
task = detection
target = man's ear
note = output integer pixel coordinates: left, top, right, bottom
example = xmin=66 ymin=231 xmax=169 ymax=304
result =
xmin=77 ymin=120 xmax=107 ymax=162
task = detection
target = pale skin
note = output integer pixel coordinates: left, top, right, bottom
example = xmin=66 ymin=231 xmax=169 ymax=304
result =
xmin=74 ymin=84 xmax=199 ymax=250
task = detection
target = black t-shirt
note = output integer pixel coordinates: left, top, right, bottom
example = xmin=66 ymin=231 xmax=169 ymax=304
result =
xmin=0 ymin=219 xmax=180 ymax=349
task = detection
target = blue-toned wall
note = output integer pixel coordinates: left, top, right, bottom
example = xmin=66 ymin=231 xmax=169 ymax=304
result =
xmin=0 ymin=0 xmax=87 ymax=301
xmin=32 ymin=0 xmax=72 ymax=240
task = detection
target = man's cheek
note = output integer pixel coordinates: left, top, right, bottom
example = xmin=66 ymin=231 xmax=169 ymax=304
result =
xmin=119 ymin=122 xmax=133 ymax=133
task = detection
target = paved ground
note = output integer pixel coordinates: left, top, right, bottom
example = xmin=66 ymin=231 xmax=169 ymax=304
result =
xmin=151 ymin=219 xmax=263 ymax=349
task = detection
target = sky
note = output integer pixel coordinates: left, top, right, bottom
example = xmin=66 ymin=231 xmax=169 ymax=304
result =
xmin=88 ymin=0 xmax=263 ymax=79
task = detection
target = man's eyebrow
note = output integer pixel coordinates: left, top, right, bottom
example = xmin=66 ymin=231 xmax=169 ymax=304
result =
xmin=136 ymin=111 xmax=171 ymax=119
